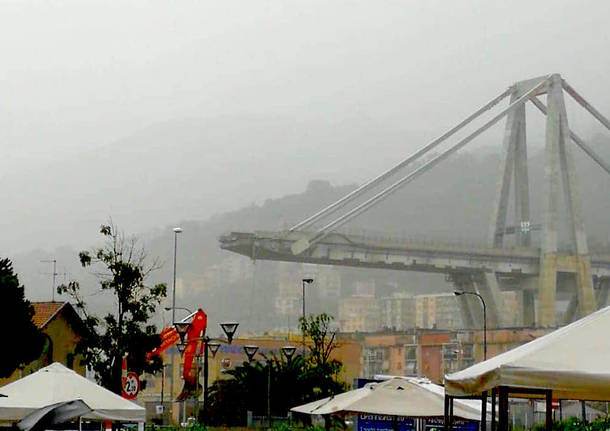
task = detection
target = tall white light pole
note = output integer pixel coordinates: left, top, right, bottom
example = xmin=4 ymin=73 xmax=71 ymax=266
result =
xmin=171 ymin=227 xmax=183 ymax=324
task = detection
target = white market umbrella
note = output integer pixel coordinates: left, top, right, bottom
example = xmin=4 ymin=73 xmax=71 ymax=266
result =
xmin=0 ymin=363 xmax=144 ymax=423
xmin=292 ymin=377 xmax=480 ymax=420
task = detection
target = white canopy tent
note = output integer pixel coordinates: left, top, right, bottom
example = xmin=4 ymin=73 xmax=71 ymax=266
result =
xmin=445 ymin=306 xmax=610 ymax=401
xmin=292 ymin=377 xmax=481 ymax=420
xmin=0 ymin=363 xmax=145 ymax=423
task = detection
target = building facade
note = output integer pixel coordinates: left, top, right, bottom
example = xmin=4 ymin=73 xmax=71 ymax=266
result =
xmin=0 ymin=301 xmax=85 ymax=385
xmin=338 ymin=296 xmax=381 ymax=332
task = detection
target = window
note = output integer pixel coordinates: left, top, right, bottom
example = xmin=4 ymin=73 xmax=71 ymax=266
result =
xmin=404 ymin=344 xmax=417 ymax=375
xmin=363 ymin=348 xmax=385 ymax=378
xmin=442 ymin=343 xmax=460 ymax=374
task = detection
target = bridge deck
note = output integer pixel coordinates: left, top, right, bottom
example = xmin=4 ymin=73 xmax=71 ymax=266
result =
xmin=220 ymin=231 xmax=610 ymax=277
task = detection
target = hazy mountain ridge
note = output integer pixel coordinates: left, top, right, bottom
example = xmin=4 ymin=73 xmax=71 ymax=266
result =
xmin=12 ymin=136 xmax=610 ymax=330
xmin=0 ymin=113 xmax=423 ymax=254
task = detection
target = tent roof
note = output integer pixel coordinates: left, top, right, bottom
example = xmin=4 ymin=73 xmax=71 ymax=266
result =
xmin=0 ymin=363 xmax=144 ymax=423
xmin=291 ymin=377 xmax=481 ymax=420
xmin=445 ymin=306 xmax=610 ymax=400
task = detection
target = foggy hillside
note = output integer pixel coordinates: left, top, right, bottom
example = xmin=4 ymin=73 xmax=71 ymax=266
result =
xmin=0 ymin=114 xmax=422 ymax=254
xmin=12 ymin=136 xmax=610 ymax=332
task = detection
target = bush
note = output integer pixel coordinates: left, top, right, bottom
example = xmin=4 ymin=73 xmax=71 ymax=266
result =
xmin=531 ymin=416 xmax=610 ymax=431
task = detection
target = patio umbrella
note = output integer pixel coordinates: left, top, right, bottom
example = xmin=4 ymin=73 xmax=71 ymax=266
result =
xmin=292 ymin=377 xmax=481 ymax=420
xmin=18 ymin=399 xmax=92 ymax=431
xmin=0 ymin=363 xmax=145 ymax=422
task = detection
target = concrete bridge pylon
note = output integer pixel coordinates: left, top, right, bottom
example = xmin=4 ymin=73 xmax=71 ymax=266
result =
xmin=488 ymin=74 xmax=600 ymax=327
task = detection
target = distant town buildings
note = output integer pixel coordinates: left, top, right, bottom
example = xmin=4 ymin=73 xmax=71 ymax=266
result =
xmin=339 ymin=289 xmax=529 ymax=334
xmin=380 ymin=294 xmax=416 ymax=330
xmin=339 ymin=295 xmax=381 ymax=332
xmin=340 ymin=292 xmax=464 ymax=333
xmin=414 ymin=293 xmax=463 ymax=329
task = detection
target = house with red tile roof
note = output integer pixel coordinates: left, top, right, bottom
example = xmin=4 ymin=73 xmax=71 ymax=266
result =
xmin=0 ymin=301 xmax=86 ymax=386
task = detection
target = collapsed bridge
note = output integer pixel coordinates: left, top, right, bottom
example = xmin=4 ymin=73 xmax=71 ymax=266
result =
xmin=220 ymin=74 xmax=610 ymax=329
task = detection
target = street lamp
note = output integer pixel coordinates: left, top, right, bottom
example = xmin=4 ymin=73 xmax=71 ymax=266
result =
xmin=301 ymin=278 xmax=314 ymax=353
xmin=243 ymin=345 xmax=260 ymax=362
xmin=174 ymin=321 xmax=191 ymax=344
xmin=165 ymin=306 xmax=193 ymax=315
xmin=219 ymin=321 xmax=239 ymax=344
xmin=207 ymin=341 xmax=221 ymax=357
xmin=281 ymin=345 xmax=297 ymax=362
xmin=193 ymin=340 xmax=222 ymax=420
xmin=454 ymin=290 xmax=487 ymax=360
xmin=171 ymin=227 xmax=183 ymax=324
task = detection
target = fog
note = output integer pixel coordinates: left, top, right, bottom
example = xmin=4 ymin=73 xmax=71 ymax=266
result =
xmin=2 ymin=0 xmax=610 ymax=255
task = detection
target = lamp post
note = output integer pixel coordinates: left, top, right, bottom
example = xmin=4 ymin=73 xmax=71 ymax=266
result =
xmin=301 ymin=278 xmax=314 ymax=354
xmin=454 ymin=290 xmax=487 ymax=360
xmin=159 ymin=363 xmax=172 ymax=424
xmin=281 ymin=345 xmax=296 ymax=363
xmin=175 ymin=318 xmax=238 ymax=427
xmin=165 ymin=306 xmax=193 ymax=315
xmin=194 ymin=339 xmax=221 ymax=420
xmin=171 ymin=227 xmax=183 ymax=324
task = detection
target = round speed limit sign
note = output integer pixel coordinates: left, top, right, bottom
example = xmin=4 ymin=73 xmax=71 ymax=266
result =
xmin=122 ymin=372 xmax=140 ymax=399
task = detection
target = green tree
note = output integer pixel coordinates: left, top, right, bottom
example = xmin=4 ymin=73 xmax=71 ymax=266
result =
xmin=58 ymin=224 xmax=167 ymax=393
xmin=0 ymin=258 xmax=45 ymax=378
xmin=299 ymin=313 xmax=344 ymax=400
xmin=205 ymin=313 xmax=346 ymax=426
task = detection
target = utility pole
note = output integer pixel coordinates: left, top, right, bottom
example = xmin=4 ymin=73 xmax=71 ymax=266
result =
xmin=41 ymin=259 xmax=58 ymax=301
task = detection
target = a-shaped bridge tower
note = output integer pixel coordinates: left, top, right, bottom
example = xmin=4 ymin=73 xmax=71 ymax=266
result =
xmin=220 ymin=74 xmax=610 ymax=328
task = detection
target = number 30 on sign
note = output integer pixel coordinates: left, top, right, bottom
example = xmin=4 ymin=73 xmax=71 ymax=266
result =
xmin=122 ymin=372 xmax=140 ymax=399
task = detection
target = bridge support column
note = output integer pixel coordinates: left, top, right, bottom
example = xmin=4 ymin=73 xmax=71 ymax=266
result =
xmin=522 ymin=289 xmax=536 ymax=327
xmin=473 ymin=273 xmax=503 ymax=328
xmin=564 ymin=292 xmax=579 ymax=325
xmin=596 ymin=279 xmax=610 ymax=309
xmin=456 ymin=295 xmax=476 ymax=329
xmin=536 ymin=74 xmax=595 ymax=327
xmin=537 ymin=254 xmax=558 ymax=327
xmin=451 ymin=274 xmax=481 ymax=329
xmin=575 ymin=256 xmax=595 ymax=316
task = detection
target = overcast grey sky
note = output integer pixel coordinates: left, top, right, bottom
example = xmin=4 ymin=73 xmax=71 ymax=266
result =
xmin=1 ymin=0 xmax=610 ymax=252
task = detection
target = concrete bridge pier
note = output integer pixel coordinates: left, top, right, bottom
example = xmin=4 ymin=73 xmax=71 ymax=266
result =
xmin=596 ymin=278 xmax=610 ymax=309
xmin=450 ymin=274 xmax=480 ymax=329
xmin=522 ymin=289 xmax=536 ymax=327
xmin=473 ymin=272 xmax=504 ymax=328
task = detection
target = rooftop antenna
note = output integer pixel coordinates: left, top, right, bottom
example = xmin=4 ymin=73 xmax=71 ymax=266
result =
xmin=40 ymin=259 xmax=57 ymax=302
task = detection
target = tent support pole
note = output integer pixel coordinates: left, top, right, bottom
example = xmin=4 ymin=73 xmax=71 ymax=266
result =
xmin=498 ymin=387 xmax=508 ymax=431
xmin=444 ymin=395 xmax=449 ymax=431
xmin=481 ymin=391 xmax=487 ymax=431
xmin=545 ymin=390 xmax=553 ymax=431
xmin=491 ymin=388 xmax=496 ymax=431
xmin=449 ymin=396 xmax=454 ymax=431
